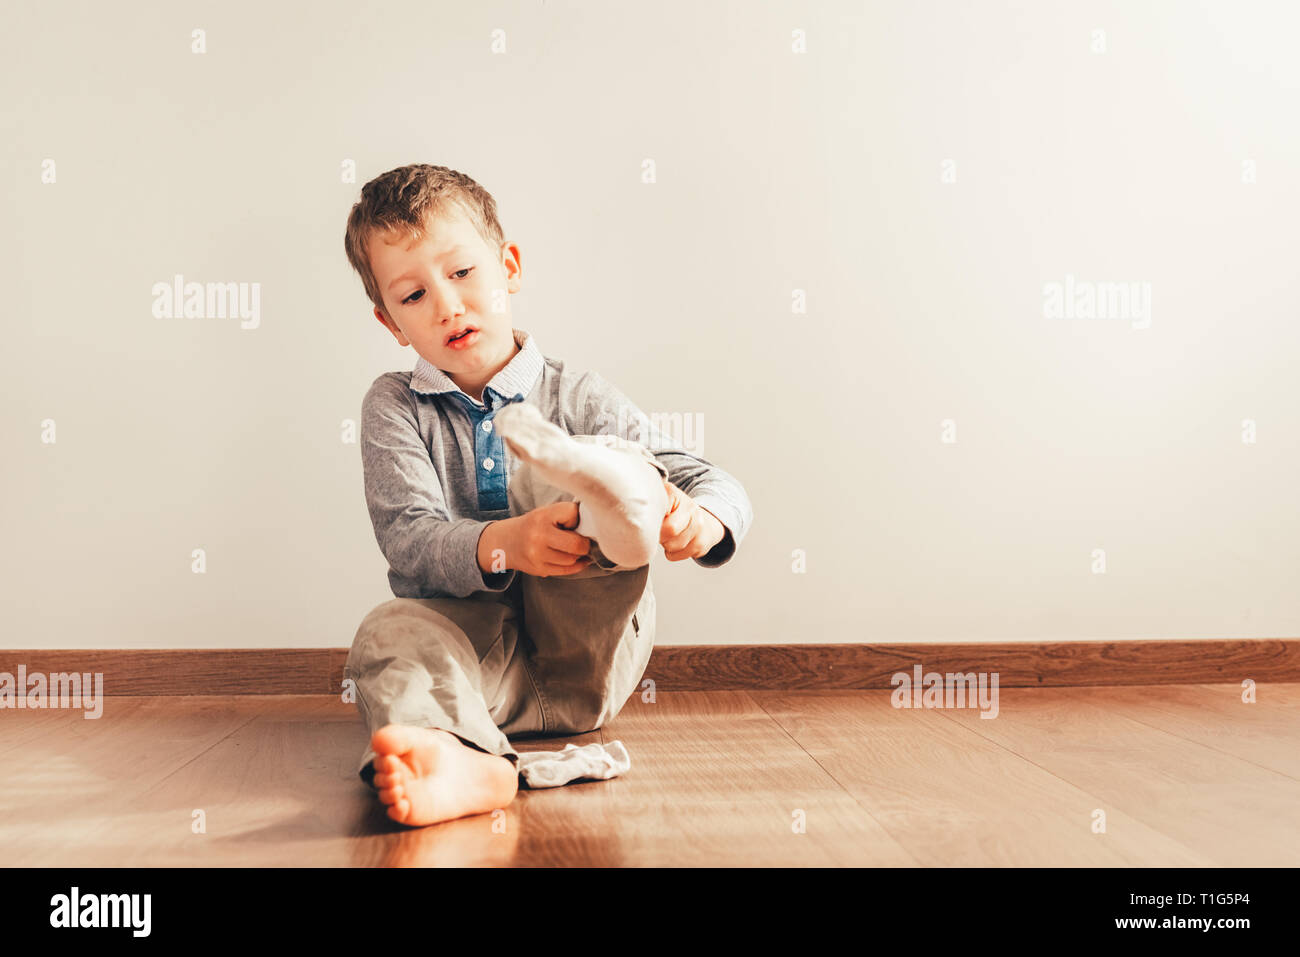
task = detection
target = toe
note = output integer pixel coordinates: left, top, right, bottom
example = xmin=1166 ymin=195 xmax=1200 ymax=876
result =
xmin=373 ymin=754 xmax=407 ymax=786
xmin=388 ymin=798 xmax=410 ymax=824
xmin=372 ymin=724 xmax=420 ymax=758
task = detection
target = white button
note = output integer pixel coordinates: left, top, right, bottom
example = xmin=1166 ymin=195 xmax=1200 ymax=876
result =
xmin=482 ymin=420 xmax=493 ymax=432
xmin=482 ymin=457 xmax=494 ymax=471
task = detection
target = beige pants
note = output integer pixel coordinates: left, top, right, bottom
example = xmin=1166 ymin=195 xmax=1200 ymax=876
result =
xmin=344 ymin=435 xmax=668 ymax=788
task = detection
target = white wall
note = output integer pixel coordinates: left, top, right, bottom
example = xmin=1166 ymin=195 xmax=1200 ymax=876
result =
xmin=3 ymin=0 xmax=1297 ymax=648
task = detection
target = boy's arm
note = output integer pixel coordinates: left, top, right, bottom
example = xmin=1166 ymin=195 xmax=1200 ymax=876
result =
xmin=575 ymin=370 xmax=753 ymax=568
xmin=361 ymin=375 xmax=518 ymax=598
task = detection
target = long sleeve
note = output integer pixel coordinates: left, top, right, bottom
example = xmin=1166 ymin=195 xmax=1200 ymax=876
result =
xmin=574 ymin=370 xmax=753 ymax=568
xmin=361 ymin=375 xmax=518 ymax=598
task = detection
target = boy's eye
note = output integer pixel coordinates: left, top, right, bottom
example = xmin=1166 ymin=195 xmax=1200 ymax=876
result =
xmin=401 ymin=268 xmax=473 ymax=305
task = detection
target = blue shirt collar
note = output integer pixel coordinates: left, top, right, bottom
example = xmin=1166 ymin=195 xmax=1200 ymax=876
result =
xmin=408 ymin=327 xmax=543 ymax=406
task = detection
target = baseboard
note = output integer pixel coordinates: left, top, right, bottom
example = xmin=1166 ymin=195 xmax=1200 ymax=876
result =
xmin=1 ymin=639 xmax=1296 ymax=695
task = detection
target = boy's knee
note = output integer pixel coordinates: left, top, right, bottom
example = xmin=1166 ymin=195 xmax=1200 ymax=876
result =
xmin=355 ymin=597 xmax=420 ymax=635
xmin=347 ymin=599 xmax=448 ymax=677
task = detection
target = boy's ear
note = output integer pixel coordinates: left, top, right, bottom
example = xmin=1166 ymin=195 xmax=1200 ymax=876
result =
xmin=500 ymin=241 xmax=522 ymax=294
xmin=374 ymin=306 xmax=410 ymax=347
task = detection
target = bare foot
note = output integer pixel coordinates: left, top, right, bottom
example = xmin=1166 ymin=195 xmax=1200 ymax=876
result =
xmin=370 ymin=725 xmax=519 ymax=827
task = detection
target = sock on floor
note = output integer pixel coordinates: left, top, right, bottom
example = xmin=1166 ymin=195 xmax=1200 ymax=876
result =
xmin=515 ymin=740 xmax=632 ymax=788
xmin=494 ymin=401 xmax=668 ymax=568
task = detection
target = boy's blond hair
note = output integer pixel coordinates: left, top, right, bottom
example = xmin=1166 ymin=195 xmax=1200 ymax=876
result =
xmin=344 ymin=164 xmax=505 ymax=318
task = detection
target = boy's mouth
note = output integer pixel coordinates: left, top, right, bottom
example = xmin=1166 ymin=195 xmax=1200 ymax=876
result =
xmin=446 ymin=327 xmax=479 ymax=349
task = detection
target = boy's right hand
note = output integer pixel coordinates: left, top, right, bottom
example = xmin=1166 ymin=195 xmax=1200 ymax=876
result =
xmin=497 ymin=502 xmax=594 ymax=577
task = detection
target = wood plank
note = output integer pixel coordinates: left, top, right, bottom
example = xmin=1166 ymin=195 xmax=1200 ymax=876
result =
xmin=103 ymin=696 xmax=374 ymax=867
xmin=754 ymin=689 xmax=1214 ymax=866
xmin=0 ymin=697 xmax=266 ymax=864
xmin=3 ymin=639 xmax=1297 ymax=695
xmin=550 ymin=691 xmax=916 ymax=866
xmin=1044 ymin=683 xmax=1300 ymax=780
xmin=647 ymin=639 xmax=1300 ymax=689
xmin=0 ymin=703 xmax=83 ymax=756
xmin=6 ymin=695 xmax=612 ymax=867
xmin=937 ymin=684 xmax=1300 ymax=865
xmin=12 ymin=688 xmax=1293 ymax=866
xmin=0 ymin=650 xmax=337 ymax=695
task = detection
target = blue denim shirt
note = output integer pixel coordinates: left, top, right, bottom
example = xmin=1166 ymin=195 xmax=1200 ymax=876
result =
xmin=416 ymin=384 xmax=529 ymax=514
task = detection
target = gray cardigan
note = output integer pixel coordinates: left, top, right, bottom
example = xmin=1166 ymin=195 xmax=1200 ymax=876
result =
xmin=360 ymin=327 xmax=753 ymax=599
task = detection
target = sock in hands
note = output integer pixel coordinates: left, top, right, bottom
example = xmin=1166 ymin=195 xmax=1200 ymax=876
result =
xmin=493 ymin=401 xmax=668 ymax=568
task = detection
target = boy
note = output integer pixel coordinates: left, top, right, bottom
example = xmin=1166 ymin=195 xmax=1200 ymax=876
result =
xmin=341 ymin=164 xmax=753 ymax=826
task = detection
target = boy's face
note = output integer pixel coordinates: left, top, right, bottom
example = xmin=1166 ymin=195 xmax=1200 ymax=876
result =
xmin=367 ymin=208 xmax=521 ymax=381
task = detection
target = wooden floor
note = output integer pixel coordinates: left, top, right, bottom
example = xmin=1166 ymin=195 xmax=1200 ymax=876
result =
xmin=3 ymin=683 xmax=1298 ymax=866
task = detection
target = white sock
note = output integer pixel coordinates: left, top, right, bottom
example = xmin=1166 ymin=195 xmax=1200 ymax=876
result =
xmin=516 ymin=740 xmax=632 ymax=789
xmin=494 ymin=401 xmax=668 ymax=568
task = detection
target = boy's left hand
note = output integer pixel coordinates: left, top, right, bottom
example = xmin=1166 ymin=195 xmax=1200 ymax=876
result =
xmin=659 ymin=480 xmax=726 ymax=562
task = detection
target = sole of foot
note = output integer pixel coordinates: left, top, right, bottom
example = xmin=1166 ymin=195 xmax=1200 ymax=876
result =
xmin=370 ymin=725 xmax=519 ymax=827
